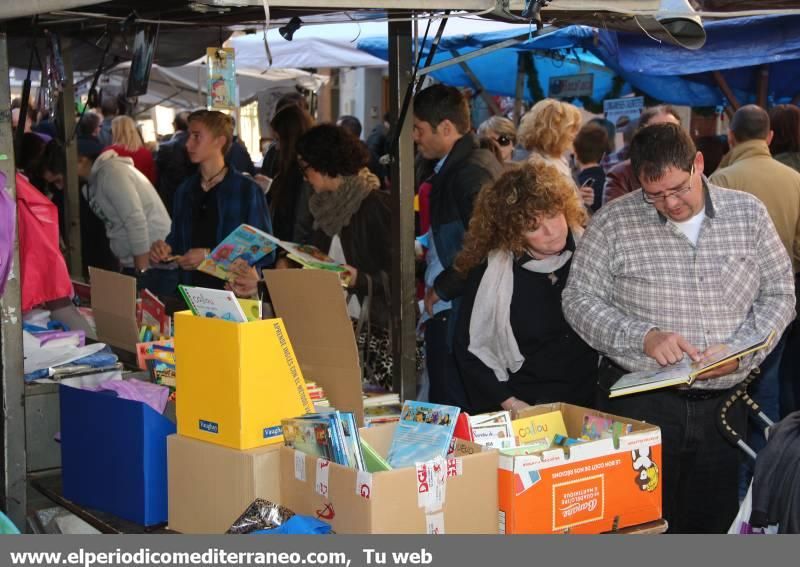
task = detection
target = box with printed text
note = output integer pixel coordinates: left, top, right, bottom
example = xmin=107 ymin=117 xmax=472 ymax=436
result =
xmin=498 ymin=403 xmax=662 ymax=534
xmin=279 ymin=422 xmax=499 ymax=534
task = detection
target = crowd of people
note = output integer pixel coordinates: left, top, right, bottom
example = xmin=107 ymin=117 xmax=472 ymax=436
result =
xmin=11 ymin=87 xmax=800 ymax=534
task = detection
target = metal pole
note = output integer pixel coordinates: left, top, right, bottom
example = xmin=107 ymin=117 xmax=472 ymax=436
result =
xmin=513 ymin=52 xmax=526 ymax=127
xmin=388 ymin=19 xmax=416 ymax=402
xmin=60 ymin=37 xmax=83 ymax=278
xmin=0 ymin=33 xmax=28 ymax=530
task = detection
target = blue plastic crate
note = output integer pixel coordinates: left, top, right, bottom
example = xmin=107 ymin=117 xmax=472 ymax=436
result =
xmin=59 ymin=384 xmax=176 ymax=526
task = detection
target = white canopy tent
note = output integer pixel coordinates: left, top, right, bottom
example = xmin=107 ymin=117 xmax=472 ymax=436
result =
xmin=75 ymin=57 xmax=328 ymax=112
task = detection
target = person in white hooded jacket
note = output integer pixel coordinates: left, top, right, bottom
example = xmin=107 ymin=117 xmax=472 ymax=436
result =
xmin=72 ymin=137 xmax=174 ymax=294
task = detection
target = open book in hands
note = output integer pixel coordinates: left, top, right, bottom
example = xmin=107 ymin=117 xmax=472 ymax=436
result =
xmin=609 ymin=330 xmax=775 ymax=398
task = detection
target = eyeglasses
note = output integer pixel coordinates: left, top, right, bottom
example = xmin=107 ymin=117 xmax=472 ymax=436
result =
xmin=298 ymin=162 xmax=311 ymax=177
xmin=641 ymin=166 xmax=694 ymax=205
xmin=495 ymin=135 xmax=514 ymax=147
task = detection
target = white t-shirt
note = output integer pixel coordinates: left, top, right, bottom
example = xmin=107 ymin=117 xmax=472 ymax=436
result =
xmin=669 ymin=207 xmax=706 ymax=246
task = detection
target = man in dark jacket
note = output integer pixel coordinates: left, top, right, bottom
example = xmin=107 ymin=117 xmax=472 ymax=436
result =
xmin=156 ymin=111 xmax=193 ymax=215
xmin=413 ymin=84 xmax=503 ymax=409
xmin=227 ymin=115 xmax=256 ymax=176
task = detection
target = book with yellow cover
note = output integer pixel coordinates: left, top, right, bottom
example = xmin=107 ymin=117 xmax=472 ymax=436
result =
xmin=511 ymin=410 xmax=568 ymax=446
xmin=609 ymin=330 xmax=775 ymax=398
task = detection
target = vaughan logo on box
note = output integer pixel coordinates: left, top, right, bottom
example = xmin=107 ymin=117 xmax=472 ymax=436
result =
xmin=263 ymin=426 xmax=282 ymax=439
xmin=199 ymin=420 xmax=219 ymax=434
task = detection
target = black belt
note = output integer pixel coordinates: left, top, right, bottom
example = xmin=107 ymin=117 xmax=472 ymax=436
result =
xmin=673 ymin=387 xmax=729 ymax=400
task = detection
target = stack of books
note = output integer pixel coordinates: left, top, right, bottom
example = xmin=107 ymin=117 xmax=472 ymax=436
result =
xmin=305 ymin=381 xmax=329 ymax=409
xmin=282 ymin=411 xmax=365 ymax=470
xmin=362 ymin=388 xmax=402 ymax=427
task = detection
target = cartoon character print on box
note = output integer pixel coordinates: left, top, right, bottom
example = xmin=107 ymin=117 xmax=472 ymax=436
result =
xmin=632 ymin=446 xmax=659 ymax=493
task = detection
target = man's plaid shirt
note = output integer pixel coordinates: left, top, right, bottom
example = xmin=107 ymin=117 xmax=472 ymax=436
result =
xmin=563 ymin=180 xmax=796 ymax=390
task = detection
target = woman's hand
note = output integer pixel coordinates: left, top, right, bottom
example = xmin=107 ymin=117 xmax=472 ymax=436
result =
xmin=341 ymin=264 xmax=358 ymax=288
xmin=177 ymin=248 xmax=208 ymax=270
xmin=229 ymin=265 xmax=261 ymax=298
xmin=150 ymin=240 xmax=172 ymax=264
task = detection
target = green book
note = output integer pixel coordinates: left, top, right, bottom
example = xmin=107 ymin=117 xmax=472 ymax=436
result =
xmin=360 ymin=439 xmax=392 ymax=473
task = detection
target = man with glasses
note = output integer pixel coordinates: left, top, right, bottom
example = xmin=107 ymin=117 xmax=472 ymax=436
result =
xmin=562 ymin=123 xmax=795 ymax=533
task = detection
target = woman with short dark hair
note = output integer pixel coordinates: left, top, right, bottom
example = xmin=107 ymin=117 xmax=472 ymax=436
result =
xmin=295 ymin=124 xmax=392 ymax=328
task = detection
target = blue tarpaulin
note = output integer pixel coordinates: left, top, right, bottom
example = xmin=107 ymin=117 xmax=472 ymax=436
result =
xmin=592 ymin=15 xmax=800 ymax=106
xmin=358 ymin=16 xmax=800 ymax=108
xmin=358 ymin=25 xmax=631 ymax=106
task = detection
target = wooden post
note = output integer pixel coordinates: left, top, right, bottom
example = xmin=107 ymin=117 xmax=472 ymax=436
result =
xmin=0 ymin=33 xmax=28 ymax=531
xmin=756 ymin=65 xmax=769 ymax=109
xmin=60 ymin=37 xmax=83 ymax=278
xmin=450 ymin=50 xmax=502 ymax=116
xmin=712 ymin=70 xmax=741 ymax=111
xmin=388 ymin=20 xmax=417 ymax=402
xmin=513 ymin=52 xmax=525 ymax=127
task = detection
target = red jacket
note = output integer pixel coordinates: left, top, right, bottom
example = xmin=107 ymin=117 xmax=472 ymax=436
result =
xmin=16 ymin=174 xmax=73 ymax=311
xmin=108 ymin=145 xmax=158 ymax=187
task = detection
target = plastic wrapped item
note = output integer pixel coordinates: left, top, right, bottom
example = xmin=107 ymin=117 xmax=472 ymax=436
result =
xmin=227 ymin=499 xmax=294 ymax=534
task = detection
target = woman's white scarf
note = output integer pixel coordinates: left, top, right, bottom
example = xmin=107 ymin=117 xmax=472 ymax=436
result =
xmin=468 ymin=231 xmax=580 ymax=382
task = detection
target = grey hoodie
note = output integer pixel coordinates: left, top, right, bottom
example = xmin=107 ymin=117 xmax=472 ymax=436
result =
xmin=85 ymin=150 xmax=171 ymax=267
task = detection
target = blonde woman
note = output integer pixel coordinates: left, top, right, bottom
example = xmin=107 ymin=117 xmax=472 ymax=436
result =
xmin=518 ymin=99 xmax=593 ymax=207
xmin=108 ymin=115 xmax=158 ymax=185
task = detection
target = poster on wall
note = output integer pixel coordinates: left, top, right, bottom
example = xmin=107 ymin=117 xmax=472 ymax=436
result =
xmin=603 ymin=96 xmax=644 ymax=129
xmin=207 ymin=47 xmax=237 ymax=109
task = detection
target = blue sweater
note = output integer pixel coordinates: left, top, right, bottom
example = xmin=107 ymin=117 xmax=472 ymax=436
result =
xmin=166 ymin=167 xmax=275 ymax=280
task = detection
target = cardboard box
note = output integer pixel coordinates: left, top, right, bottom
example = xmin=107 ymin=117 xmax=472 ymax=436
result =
xmin=167 ymin=435 xmax=281 ymax=533
xmin=89 ymin=268 xmax=139 ymax=352
xmin=59 ymin=384 xmax=176 ymax=526
xmin=498 ymin=403 xmax=662 ymax=534
xmin=264 ymin=270 xmax=364 ymax=426
xmin=175 ymin=311 xmax=314 ymax=450
xmin=174 ymin=270 xmax=363 ymax=450
xmin=279 ymin=423 xmax=499 ymax=534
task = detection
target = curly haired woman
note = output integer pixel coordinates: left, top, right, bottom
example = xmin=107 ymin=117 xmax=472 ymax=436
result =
xmin=453 ymin=162 xmax=598 ymax=414
xmin=518 ymin=99 xmax=594 ymax=208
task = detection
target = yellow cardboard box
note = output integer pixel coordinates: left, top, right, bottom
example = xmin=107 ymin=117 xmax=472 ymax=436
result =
xmin=174 ymin=270 xmax=365 ymax=450
xmin=175 ymin=311 xmax=314 ymax=450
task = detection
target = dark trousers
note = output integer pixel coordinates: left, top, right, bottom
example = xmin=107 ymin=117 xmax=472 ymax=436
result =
xmin=120 ymin=268 xmax=179 ymax=298
xmin=597 ymin=359 xmax=744 ymax=533
xmin=425 ymin=310 xmax=470 ymax=411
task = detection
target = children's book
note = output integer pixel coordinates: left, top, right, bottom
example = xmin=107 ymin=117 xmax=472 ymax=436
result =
xmin=361 ymin=439 xmax=392 ymax=472
xmin=339 ymin=412 xmax=366 ymax=471
xmin=261 ymin=234 xmax=347 ymax=274
xmin=452 ymin=413 xmax=474 ymax=442
xmin=197 ymin=224 xmax=276 ymax=281
xmin=135 ymin=339 xmax=174 ymax=370
xmin=386 ymin=401 xmax=460 ymax=469
xmin=178 ymin=285 xmax=248 ymax=323
xmin=469 ymin=411 xmax=515 ymax=449
xmin=237 ymin=298 xmax=262 ymax=322
xmin=580 ymin=414 xmax=633 ymax=441
xmin=140 ymin=289 xmax=170 ymax=336
xmin=609 ymin=330 xmax=775 ymax=398
xmin=281 ymin=417 xmax=339 ymax=462
xmin=511 ymin=410 xmax=568 ymax=447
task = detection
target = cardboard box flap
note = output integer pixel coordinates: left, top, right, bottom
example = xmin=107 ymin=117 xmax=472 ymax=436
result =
xmin=89 ymin=267 xmax=139 ymax=352
xmin=264 ymin=270 xmax=364 ymax=421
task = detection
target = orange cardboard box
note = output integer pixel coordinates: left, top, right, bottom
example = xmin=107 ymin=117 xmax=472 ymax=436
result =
xmin=279 ymin=422 xmax=499 ymax=534
xmin=499 ymin=403 xmax=662 ymax=534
